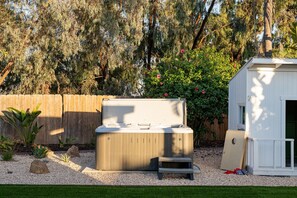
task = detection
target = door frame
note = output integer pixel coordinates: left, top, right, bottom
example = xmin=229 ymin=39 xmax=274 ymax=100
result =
xmin=281 ymin=96 xmax=297 ymax=167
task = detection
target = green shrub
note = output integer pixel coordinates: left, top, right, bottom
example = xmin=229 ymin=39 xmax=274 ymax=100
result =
xmin=1 ymin=104 xmax=43 ymax=147
xmin=58 ymin=136 xmax=77 ymax=148
xmin=2 ymin=150 xmax=13 ymax=161
xmin=32 ymin=145 xmax=48 ymax=159
xmin=144 ymin=47 xmax=238 ymax=146
xmin=0 ymin=135 xmax=14 ymax=151
xmin=0 ymin=135 xmax=14 ymax=161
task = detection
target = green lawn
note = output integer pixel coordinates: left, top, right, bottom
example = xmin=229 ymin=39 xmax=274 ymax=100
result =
xmin=0 ymin=185 xmax=297 ymax=198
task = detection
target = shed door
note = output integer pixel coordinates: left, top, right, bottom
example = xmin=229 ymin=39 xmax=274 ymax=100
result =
xmin=285 ymin=100 xmax=297 ymax=163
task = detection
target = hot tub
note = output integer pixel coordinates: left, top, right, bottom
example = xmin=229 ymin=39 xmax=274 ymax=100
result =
xmin=95 ymin=99 xmax=193 ymax=171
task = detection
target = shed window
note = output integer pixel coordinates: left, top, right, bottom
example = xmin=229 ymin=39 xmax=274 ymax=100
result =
xmin=239 ymin=105 xmax=245 ymax=125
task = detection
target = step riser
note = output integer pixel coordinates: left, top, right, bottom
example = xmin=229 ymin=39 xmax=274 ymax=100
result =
xmin=159 ymin=168 xmax=194 ymax=174
xmin=159 ymin=157 xmax=192 ymax=163
xmin=158 ymin=157 xmax=194 ymax=180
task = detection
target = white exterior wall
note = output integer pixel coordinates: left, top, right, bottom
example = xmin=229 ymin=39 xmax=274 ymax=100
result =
xmin=247 ymin=69 xmax=297 ymax=168
xmin=228 ymin=58 xmax=297 ymax=175
xmin=228 ymin=67 xmax=247 ymax=130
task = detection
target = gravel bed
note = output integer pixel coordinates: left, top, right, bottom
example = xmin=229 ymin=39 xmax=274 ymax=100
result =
xmin=1 ymin=147 xmax=297 ymax=186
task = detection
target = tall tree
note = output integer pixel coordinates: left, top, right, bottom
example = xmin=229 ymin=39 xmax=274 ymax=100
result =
xmin=0 ymin=0 xmax=32 ymax=91
xmin=208 ymin=0 xmax=296 ymax=62
xmin=272 ymin=0 xmax=297 ymax=58
xmin=141 ymin=0 xmax=218 ymax=60
xmin=1 ymin=0 xmax=147 ymax=95
xmin=208 ymin=0 xmax=264 ymax=62
xmin=263 ymin=0 xmax=273 ymax=57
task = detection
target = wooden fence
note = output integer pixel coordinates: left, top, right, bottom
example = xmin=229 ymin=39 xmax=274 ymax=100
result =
xmin=204 ymin=115 xmax=228 ymax=141
xmin=0 ymin=95 xmax=63 ymax=144
xmin=62 ymin=95 xmax=113 ymax=144
xmin=0 ymin=95 xmax=113 ymax=144
xmin=0 ymin=95 xmax=227 ymax=145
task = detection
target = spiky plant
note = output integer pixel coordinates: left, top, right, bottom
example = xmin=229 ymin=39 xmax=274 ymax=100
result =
xmin=1 ymin=104 xmax=43 ymax=147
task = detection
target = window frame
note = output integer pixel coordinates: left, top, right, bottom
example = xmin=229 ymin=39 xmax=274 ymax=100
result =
xmin=238 ymin=104 xmax=246 ymax=130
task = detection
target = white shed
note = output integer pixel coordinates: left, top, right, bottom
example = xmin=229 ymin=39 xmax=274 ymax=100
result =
xmin=229 ymin=57 xmax=297 ymax=176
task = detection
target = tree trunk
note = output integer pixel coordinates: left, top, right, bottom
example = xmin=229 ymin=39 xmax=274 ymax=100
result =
xmin=98 ymin=47 xmax=109 ymax=91
xmin=193 ymin=0 xmax=207 ymax=34
xmin=0 ymin=62 xmax=13 ymax=86
xmin=264 ymin=0 xmax=273 ymax=58
xmin=147 ymin=0 xmax=158 ymax=70
xmin=192 ymin=0 xmax=216 ymax=50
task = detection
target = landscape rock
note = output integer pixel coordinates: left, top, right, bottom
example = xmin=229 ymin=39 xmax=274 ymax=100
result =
xmin=66 ymin=145 xmax=80 ymax=157
xmin=29 ymin=160 xmax=50 ymax=174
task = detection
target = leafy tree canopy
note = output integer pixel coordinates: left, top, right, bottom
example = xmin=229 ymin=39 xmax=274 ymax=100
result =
xmin=144 ymin=47 xmax=238 ymax=145
xmin=0 ymin=0 xmax=296 ymax=95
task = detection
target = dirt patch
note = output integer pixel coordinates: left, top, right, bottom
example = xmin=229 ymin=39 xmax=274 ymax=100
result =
xmin=197 ymin=140 xmax=224 ymax=148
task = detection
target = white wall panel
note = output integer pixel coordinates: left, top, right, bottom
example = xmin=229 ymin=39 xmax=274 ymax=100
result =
xmin=248 ymin=70 xmax=297 ymax=139
xmin=228 ymin=68 xmax=247 ymax=130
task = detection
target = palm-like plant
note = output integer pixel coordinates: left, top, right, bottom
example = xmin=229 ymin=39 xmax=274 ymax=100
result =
xmin=1 ymin=105 xmax=43 ymax=147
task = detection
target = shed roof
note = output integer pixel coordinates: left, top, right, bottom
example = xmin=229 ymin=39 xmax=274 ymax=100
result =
xmin=230 ymin=58 xmax=297 ymax=82
xmin=245 ymin=58 xmax=297 ymax=70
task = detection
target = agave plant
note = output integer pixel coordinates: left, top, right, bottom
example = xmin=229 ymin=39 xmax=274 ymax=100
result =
xmin=32 ymin=145 xmax=48 ymax=159
xmin=1 ymin=105 xmax=43 ymax=147
xmin=60 ymin=153 xmax=71 ymax=163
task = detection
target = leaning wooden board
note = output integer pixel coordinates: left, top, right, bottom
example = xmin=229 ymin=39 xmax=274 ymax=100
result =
xmin=220 ymin=130 xmax=247 ymax=170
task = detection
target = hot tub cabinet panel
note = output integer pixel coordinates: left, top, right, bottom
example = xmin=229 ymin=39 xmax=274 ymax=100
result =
xmin=95 ymin=131 xmax=193 ymax=171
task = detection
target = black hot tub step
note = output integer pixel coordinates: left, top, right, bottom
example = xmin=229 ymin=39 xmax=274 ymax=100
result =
xmin=158 ymin=167 xmax=194 ymax=174
xmin=158 ymin=157 xmax=194 ymax=180
xmin=158 ymin=157 xmax=192 ymax=163
xmin=158 ymin=168 xmax=194 ymax=180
